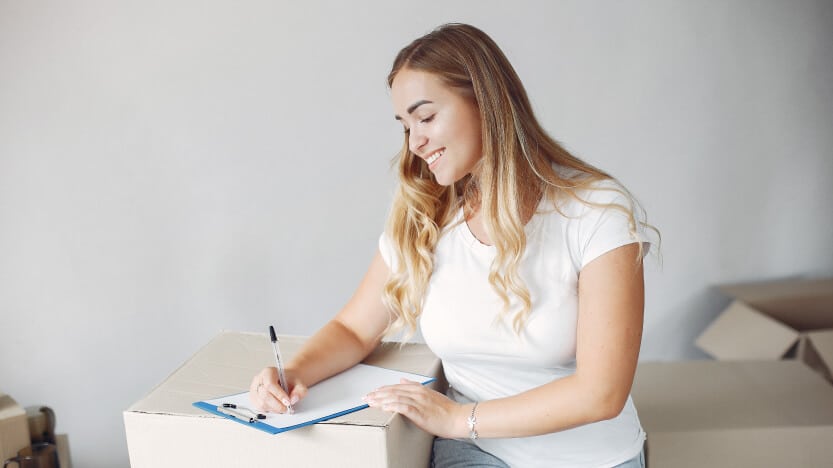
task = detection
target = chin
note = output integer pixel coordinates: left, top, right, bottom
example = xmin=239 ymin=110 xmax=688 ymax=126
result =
xmin=432 ymin=173 xmax=458 ymax=187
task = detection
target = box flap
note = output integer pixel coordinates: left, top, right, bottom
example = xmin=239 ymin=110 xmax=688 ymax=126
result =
xmin=632 ymin=360 xmax=833 ymax=432
xmin=804 ymin=330 xmax=833 ymax=381
xmin=126 ymin=331 xmax=441 ymax=429
xmin=695 ymin=300 xmax=799 ymax=359
xmin=719 ymin=277 xmax=833 ymax=330
xmin=0 ymin=393 xmax=25 ymax=419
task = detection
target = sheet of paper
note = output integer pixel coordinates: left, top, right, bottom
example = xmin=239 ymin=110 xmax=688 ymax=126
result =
xmin=194 ymin=363 xmax=435 ymax=434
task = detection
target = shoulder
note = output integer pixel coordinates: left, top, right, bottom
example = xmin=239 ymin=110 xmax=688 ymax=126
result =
xmin=552 ymin=177 xmax=633 ymax=219
xmin=547 ymin=177 xmax=651 ymax=270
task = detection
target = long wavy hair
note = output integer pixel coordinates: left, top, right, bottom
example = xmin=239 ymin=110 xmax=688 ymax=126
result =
xmin=382 ymin=23 xmax=655 ymax=338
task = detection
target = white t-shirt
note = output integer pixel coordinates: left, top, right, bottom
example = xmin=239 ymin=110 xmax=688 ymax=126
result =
xmin=379 ymin=181 xmax=650 ymax=468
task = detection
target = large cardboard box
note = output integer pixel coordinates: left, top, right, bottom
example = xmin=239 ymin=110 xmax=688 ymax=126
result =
xmin=696 ymin=277 xmax=833 ymax=381
xmin=631 ymin=360 xmax=833 ymax=468
xmin=124 ymin=331 xmax=444 ymax=468
xmin=0 ymin=392 xmax=30 ymax=464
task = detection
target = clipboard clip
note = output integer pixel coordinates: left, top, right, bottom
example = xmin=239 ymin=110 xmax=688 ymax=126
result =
xmin=217 ymin=403 xmax=266 ymax=423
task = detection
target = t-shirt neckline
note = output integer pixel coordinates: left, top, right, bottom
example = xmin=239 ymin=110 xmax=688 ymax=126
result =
xmin=455 ymin=202 xmax=546 ymax=255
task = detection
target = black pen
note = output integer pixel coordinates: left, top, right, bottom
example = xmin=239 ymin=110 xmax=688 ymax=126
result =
xmin=269 ymin=325 xmax=293 ymax=413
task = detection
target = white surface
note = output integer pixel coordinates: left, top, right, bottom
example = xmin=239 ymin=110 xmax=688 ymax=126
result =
xmin=1 ymin=1 xmax=832 ymax=467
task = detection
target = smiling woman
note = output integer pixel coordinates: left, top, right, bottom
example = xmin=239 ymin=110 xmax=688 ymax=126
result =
xmin=391 ymin=70 xmax=483 ymax=186
xmin=251 ymin=23 xmax=657 ymax=468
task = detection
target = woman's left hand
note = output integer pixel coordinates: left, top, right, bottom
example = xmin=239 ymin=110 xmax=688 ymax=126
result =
xmin=363 ymin=379 xmax=468 ymax=439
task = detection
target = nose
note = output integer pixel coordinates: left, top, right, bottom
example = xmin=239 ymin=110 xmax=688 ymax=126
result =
xmin=408 ymin=128 xmax=428 ymax=155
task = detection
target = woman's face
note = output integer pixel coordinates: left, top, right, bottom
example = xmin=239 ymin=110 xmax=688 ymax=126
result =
xmin=391 ymin=69 xmax=483 ymax=186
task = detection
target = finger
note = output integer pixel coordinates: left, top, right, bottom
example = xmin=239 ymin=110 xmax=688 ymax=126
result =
xmin=365 ymin=387 xmax=420 ymax=408
xmin=371 ymin=393 xmax=425 ymax=419
xmin=255 ymin=369 xmax=289 ymax=413
xmin=387 ymin=401 xmax=423 ymax=419
xmin=264 ymin=383 xmax=291 ymax=413
xmin=249 ymin=377 xmax=263 ymax=409
xmin=371 ymin=383 xmax=428 ymax=401
xmin=289 ymin=382 xmax=308 ymax=405
xmin=250 ymin=369 xmax=277 ymax=411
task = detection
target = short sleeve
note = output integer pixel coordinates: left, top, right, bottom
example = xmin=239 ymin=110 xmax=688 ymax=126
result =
xmin=378 ymin=232 xmax=398 ymax=271
xmin=564 ymin=181 xmax=652 ymax=271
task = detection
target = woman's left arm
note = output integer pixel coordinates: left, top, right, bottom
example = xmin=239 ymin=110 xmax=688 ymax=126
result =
xmin=364 ymin=242 xmax=644 ymax=439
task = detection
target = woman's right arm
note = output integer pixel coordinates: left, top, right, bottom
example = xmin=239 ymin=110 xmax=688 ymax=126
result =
xmin=250 ymin=250 xmax=393 ymax=413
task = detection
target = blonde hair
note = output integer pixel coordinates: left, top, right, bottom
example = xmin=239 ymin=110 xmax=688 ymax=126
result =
xmin=382 ymin=23 xmax=656 ymax=338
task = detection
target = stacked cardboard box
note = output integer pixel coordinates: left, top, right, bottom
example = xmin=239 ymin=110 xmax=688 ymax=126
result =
xmin=124 ymin=331 xmax=444 ymax=468
xmin=696 ymin=277 xmax=833 ymax=381
xmin=632 ymin=360 xmax=833 ymax=468
xmin=631 ymin=276 xmax=833 ymax=466
xmin=0 ymin=392 xmax=30 ymax=464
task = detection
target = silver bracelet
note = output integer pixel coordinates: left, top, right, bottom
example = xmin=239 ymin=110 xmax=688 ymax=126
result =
xmin=467 ymin=402 xmax=479 ymax=440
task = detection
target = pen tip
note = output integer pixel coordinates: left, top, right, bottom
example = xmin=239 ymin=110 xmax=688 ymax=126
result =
xmin=269 ymin=325 xmax=277 ymax=342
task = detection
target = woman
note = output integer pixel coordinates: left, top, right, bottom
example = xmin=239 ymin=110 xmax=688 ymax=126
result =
xmin=251 ymin=23 xmax=656 ymax=468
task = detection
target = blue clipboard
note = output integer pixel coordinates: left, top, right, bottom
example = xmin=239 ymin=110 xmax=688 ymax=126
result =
xmin=193 ymin=363 xmax=435 ymax=434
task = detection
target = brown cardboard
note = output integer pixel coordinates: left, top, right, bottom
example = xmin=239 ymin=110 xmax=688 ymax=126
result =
xmin=0 ymin=392 xmax=30 ymax=464
xmin=56 ymin=433 xmax=72 ymax=468
xmin=123 ymin=331 xmax=443 ymax=468
xmin=718 ymin=277 xmax=833 ymax=328
xmin=696 ymin=277 xmax=833 ymax=380
xmin=801 ymin=330 xmax=833 ymax=382
xmin=695 ymin=300 xmax=799 ymax=360
xmin=632 ymin=360 xmax=833 ymax=468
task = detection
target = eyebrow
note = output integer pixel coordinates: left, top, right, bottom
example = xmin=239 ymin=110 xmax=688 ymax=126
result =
xmin=394 ymin=100 xmax=433 ymax=120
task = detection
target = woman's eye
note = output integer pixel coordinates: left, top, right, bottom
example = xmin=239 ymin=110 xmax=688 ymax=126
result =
xmin=420 ymin=115 xmax=435 ymax=124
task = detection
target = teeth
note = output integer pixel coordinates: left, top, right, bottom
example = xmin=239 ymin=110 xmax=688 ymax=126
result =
xmin=426 ymin=150 xmax=443 ymax=165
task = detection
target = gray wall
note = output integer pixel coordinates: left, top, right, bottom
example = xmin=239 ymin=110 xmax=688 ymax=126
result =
xmin=1 ymin=1 xmax=831 ymax=467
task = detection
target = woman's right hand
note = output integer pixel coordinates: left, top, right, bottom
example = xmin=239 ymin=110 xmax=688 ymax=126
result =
xmin=250 ymin=367 xmax=308 ymax=414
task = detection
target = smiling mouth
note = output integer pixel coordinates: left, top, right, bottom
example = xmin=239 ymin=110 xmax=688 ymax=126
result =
xmin=426 ymin=150 xmax=444 ymax=165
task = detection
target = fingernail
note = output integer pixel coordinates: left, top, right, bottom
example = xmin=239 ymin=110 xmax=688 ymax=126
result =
xmin=282 ymin=398 xmax=291 ymax=406
xmin=290 ymin=395 xmax=299 ymax=405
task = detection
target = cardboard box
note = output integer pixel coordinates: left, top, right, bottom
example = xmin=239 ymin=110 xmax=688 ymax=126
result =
xmin=1 ymin=392 xmax=30 ymax=464
xmin=56 ymin=433 xmax=72 ymax=468
xmin=124 ymin=331 xmax=443 ymax=468
xmin=696 ymin=277 xmax=833 ymax=380
xmin=631 ymin=360 xmax=833 ymax=468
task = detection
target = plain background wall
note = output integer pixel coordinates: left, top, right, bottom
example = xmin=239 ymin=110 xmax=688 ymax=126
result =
xmin=1 ymin=1 xmax=831 ymax=466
